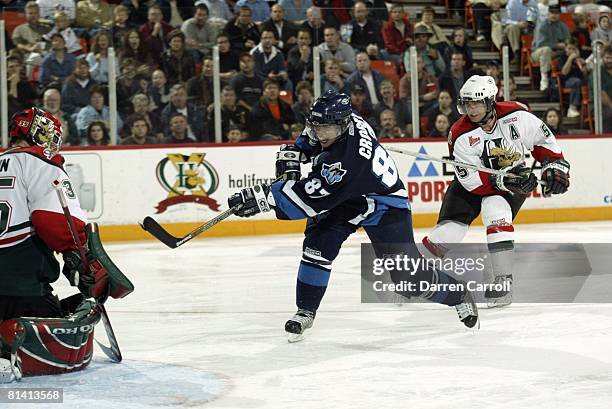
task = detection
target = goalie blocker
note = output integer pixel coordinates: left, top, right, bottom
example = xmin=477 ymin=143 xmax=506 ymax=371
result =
xmin=0 ymin=223 xmax=134 ymax=382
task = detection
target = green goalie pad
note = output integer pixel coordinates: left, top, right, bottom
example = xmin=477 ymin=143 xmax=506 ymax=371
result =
xmin=0 ymin=299 xmax=101 ymax=377
xmin=86 ymin=223 xmax=135 ymax=300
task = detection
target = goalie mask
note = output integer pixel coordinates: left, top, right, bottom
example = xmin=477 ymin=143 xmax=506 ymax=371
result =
xmin=9 ymin=107 xmax=63 ymax=158
xmin=305 ymin=90 xmax=352 ymax=148
xmin=457 ymin=75 xmax=498 ymax=125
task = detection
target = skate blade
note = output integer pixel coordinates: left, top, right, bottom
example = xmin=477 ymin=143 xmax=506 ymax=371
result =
xmin=287 ymin=332 xmax=306 ymax=343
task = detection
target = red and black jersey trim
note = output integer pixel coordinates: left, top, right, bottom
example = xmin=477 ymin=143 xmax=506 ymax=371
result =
xmin=1 ymin=148 xmax=67 ymax=176
xmin=7 ymin=221 xmax=32 ymax=233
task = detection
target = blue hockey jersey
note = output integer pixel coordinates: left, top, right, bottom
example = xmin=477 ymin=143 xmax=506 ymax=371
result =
xmin=270 ymin=112 xmax=409 ymax=225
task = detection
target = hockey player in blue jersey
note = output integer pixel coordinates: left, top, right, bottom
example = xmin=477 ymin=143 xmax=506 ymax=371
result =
xmin=228 ymin=89 xmax=478 ymax=341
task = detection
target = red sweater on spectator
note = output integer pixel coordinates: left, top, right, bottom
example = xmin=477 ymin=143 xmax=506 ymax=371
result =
xmin=382 ymin=15 xmax=413 ymax=55
xmin=138 ymin=20 xmax=174 ymax=57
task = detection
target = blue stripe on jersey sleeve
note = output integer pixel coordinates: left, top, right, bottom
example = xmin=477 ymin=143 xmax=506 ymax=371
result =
xmin=271 ymin=181 xmax=309 ymax=220
xmin=368 ymin=194 xmax=411 ymax=210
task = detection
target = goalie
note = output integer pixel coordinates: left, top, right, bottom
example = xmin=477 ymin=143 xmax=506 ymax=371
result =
xmin=0 ymin=108 xmax=133 ymax=383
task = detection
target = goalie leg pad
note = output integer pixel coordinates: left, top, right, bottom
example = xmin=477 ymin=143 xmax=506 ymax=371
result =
xmin=86 ymin=223 xmax=134 ymax=299
xmin=15 ymin=299 xmax=101 ymax=377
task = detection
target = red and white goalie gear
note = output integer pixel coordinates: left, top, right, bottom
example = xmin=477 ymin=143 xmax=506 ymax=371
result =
xmin=61 ymin=223 xmax=135 ymax=302
xmin=448 ymin=101 xmax=565 ymax=195
xmin=0 ymin=145 xmax=87 ymax=251
xmin=0 ymin=300 xmax=100 ymax=379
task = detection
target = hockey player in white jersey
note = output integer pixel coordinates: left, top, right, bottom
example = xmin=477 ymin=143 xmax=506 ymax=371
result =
xmin=0 ymin=108 xmax=133 ymax=382
xmin=421 ymin=75 xmax=570 ymax=307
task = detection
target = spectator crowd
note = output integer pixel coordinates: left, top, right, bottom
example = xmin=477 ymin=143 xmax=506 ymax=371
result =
xmin=2 ymin=0 xmax=612 ymax=145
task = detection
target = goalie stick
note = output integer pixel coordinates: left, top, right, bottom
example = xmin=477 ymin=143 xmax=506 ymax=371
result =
xmin=52 ymin=180 xmax=122 ymax=363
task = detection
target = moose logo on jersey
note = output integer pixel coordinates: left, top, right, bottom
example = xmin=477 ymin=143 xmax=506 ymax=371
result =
xmin=155 ymin=153 xmax=220 ymax=213
xmin=480 ymin=138 xmax=523 ymax=170
xmin=321 ymin=162 xmax=347 ymax=185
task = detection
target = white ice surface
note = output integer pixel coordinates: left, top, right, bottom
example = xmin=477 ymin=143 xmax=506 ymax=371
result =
xmin=2 ymin=221 xmax=612 ymax=409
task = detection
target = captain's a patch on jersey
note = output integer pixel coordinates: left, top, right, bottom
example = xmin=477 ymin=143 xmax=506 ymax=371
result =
xmin=321 ymin=162 xmax=347 ymax=185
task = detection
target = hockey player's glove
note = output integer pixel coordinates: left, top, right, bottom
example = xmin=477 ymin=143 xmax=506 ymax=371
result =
xmin=491 ymin=165 xmax=538 ymax=195
xmin=541 ymin=158 xmax=570 ymax=197
xmin=228 ymin=185 xmax=272 ymax=218
xmin=62 ymin=250 xmax=108 ymax=299
xmin=276 ymin=144 xmax=305 ymax=181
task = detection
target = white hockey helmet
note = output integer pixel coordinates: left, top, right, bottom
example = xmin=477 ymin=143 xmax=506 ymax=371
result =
xmin=457 ymin=75 xmax=498 ymax=124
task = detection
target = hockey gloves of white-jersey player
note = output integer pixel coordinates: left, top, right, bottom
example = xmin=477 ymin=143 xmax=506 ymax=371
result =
xmin=228 ymin=185 xmax=272 ymax=217
xmin=541 ymin=158 xmax=570 ymax=196
xmin=62 ymin=250 xmax=96 ymax=296
xmin=491 ymin=164 xmax=539 ymax=195
xmin=276 ymin=144 xmax=305 ymax=181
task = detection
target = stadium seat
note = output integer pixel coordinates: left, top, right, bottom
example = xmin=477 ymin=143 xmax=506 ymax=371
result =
xmin=1 ymin=10 xmax=26 ymax=36
xmin=419 ymin=116 xmax=429 ymax=136
xmin=370 ymin=60 xmax=400 ymax=94
xmin=464 ymin=3 xmax=476 ymax=33
xmin=550 ymin=60 xmax=573 ymax=115
xmin=520 ymin=34 xmax=539 ymax=89
xmin=559 ymin=13 xmax=576 ymax=33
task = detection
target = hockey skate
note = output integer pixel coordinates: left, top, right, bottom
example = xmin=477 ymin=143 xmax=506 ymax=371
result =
xmin=285 ymin=309 xmax=315 ymax=343
xmin=455 ymin=290 xmax=479 ymax=329
xmin=0 ymin=354 xmax=22 ymax=383
xmin=485 ymin=274 xmax=513 ymax=309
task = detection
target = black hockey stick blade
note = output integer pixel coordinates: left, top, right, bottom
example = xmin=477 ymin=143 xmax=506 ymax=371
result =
xmin=95 ymin=304 xmax=122 ymax=363
xmin=140 ymin=216 xmax=180 ymax=248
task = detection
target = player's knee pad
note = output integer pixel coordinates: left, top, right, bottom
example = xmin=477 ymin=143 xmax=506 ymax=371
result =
xmin=2 ymin=299 xmax=101 ymax=377
xmin=481 ymin=195 xmax=514 ymax=245
xmin=423 ymin=221 xmax=469 ymax=257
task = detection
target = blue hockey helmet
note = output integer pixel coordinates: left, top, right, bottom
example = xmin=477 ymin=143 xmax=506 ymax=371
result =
xmin=305 ymin=90 xmax=352 ymax=146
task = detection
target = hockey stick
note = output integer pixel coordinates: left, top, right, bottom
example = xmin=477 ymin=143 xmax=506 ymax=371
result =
xmin=141 ymin=176 xmax=285 ymax=248
xmin=385 ymin=145 xmax=508 ymax=176
xmin=52 ymin=180 xmax=122 ymax=363
xmin=386 ymin=145 xmax=545 ymax=185
xmin=141 ymin=204 xmax=241 ymax=248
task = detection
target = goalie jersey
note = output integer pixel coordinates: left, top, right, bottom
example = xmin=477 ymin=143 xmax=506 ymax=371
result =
xmin=448 ymin=101 xmax=565 ymax=195
xmin=0 ymin=146 xmax=86 ymax=296
xmin=269 ymin=112 xmax=409 ymax=224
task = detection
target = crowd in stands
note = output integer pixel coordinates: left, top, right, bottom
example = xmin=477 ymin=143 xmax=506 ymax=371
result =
xmin=2 ymin=0 xmax=612 ymax=146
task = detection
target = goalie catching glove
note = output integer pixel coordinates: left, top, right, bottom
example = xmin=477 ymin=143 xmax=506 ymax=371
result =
xmin=228 ymin=184 xmax=273 ymax=218
xmin=62 ymin=223 xmax=135 ymax=301
xmin=62 ymin=250 xmax=107 ymax=300
xmin=490 ymin=164 xmax=538 ymax=195
xmin=541 ymin=158 xmax=570 ymax=196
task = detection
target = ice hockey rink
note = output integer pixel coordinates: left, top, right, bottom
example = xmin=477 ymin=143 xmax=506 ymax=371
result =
xmin=2 ymin=221 xmax=612 ymax=409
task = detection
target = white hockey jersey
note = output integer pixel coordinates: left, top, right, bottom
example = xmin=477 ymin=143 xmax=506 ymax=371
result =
xmin=0 ymin=146 xmax=86 ymax=251
xmin=448 ymin=101 xmax=565 ymax=195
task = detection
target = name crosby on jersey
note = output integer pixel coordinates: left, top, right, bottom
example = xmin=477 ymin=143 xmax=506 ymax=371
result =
xmin=354 ymin=114 xmax=375 ymax=160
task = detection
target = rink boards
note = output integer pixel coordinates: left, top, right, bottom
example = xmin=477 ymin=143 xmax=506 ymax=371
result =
xmin=59 ymin=136 xmax=612 ymax=241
